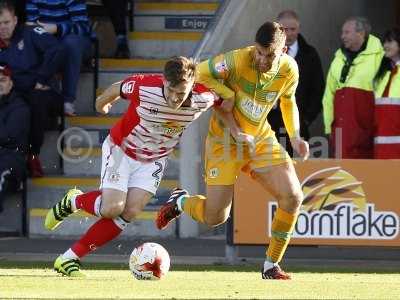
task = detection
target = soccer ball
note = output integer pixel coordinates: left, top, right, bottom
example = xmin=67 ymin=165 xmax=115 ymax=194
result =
xmin=129 ymin=242 xmax=170 ymax=280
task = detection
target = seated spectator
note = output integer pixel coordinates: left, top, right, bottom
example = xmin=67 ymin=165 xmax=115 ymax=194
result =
xmin=0 ymin=0 xmax=65 ymax=177
xmin=373 ymin=27 xmax=400 ymax=159
xmin=25 ymin=0 xmax=92 ymax=116
xmin=102 ymin=0 xmax=130 ymax=58
xmin=0 ymin=63 xmax=30 ymax=213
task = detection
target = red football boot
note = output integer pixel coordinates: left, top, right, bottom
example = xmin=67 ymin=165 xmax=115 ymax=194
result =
xmin=261 ymin=265 xmax=291 ymax=280
xmin=155 ymin=188 xmax=188 ymax=230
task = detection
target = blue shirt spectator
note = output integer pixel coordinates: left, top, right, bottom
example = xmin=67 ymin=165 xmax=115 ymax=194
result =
xmin=26 ymin=0 xmax=91 ymax=37
xmin=25 ymin=0 xmax=92 ymax=116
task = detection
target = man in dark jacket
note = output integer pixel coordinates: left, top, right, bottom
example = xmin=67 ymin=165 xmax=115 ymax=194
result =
xmin=0 ymin=63 xmax=30 ymax=212
xmin=0 ymin=0 xmax=65 ymax=177
xmin=268 ymin=10 xmax=324 ymax=156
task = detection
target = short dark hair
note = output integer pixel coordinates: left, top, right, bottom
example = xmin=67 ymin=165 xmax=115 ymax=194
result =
xmin=255 ymin=21 xmax=286 ymax=48
xmin=0 ymin=0 xmax=15 ymax=15
xmin=164 ymin=56 xmax=196 ymax=86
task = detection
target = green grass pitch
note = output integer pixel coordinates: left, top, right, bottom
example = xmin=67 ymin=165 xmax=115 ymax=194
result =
xmin=0 ymin=261 xmax=399 ymax=299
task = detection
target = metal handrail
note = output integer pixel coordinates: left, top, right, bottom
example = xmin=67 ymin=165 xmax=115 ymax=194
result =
xmin=192 ymin=0 xmax=229 ymax=61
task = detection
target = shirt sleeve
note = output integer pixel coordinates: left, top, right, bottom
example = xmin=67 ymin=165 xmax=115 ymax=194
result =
xmin=120 ymin=75 xmax=141 ymax=106
xmin=279 ymin=63 xmax=301 ymax=138
xmin=26 ymin=0 xmax=39 ymax=22
xmin=196 ymin=51 xmax=236 ymax=100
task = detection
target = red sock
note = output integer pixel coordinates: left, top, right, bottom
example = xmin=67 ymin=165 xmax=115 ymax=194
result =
xmin=75 ymin=190 xmax=102 ymax=216
xmin=71 ymin=218 xmax=126 ymax=258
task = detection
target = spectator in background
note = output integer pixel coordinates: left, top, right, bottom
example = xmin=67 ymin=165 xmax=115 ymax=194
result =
xmin=0 ymin=0 xmax=65 ymax=177
xmin=102 ymin=0 xmax=130 ymax=58
xmin=322 ymin=16 xmax=384 ymax=159
xmin=0 ymin=63 xmax=30 ymax=213
xmin=269 ymin=10 xmax=324 ymax=156
xmin=26 ymin=0 xmax=92 ymax=116
xmin=12 ymin=0 xmax=25 ymax=24
xmin=373 ymin=27 xmax=400 ymax=159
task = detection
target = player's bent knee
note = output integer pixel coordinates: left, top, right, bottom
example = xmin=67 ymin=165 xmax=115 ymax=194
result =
xmin=290 ymin=192 xmax=303 ymax=208
xmin=100 ymin=201 xmax=125 ymax=218
xmin=280 ymin=190 xmax=303 ymax=213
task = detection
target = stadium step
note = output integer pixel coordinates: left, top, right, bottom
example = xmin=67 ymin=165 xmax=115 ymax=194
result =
xmin=65 ymin=115 xmax=119 ymax=129
xmin=134 ymin=1 xmax=219 ymax=32
xmin=29 ymin=208 xmax=175 ymax=238
xmin=129 ymin=31 xmax=203 ymax=59
xmin=77 ymin=59 xmax=164 ymax=114
xmin=135 ymin=1 xmax=219 ymax=16
xmin=129 ymin=1 xmax=220 ymax=58
xmin=134 ymin=15 xmax=214 ymax=33
xmin=75 ymin=85 xmax=129 ymax=115
xmin=27 ymin=176 xmax=177 ymax=238
xmin=28 ymin=176 xmax=177 ymax=209
xmin=38 ymin=131 xmax=62 ymax=175
xmin=99 ymin=58 xmax=166 ymax=72
xmin=0 ymin=193 xmax=25 ymax=236
xmin=62 ymin=115 xmax=117 ymax=149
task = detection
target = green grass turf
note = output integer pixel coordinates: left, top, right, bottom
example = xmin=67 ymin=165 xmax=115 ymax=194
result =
xmin=0 ymin=261 xmax=399 ymax=299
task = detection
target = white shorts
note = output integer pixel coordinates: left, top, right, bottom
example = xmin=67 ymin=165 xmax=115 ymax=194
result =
xmin=100 ymin=136 xmax=167 ymax=194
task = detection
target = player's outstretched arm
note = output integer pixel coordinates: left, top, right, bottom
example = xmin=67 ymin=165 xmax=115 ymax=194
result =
xmin=95 ymin=81 xmax=122 ymax=114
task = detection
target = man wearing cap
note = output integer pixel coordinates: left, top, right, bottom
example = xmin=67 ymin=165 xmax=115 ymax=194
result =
xmin=0 ymin=63 xmax=30 ymax=213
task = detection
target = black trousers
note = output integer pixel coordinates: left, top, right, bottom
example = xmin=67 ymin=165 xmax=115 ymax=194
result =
xmin=0 ymin=152 xmax=26 ymax=213
xmin=25 ymin=89 xmax=63 ymax=155
xmin=102 ymin=0 xmax=128 ymax=36
xmin=13 ymin=0 xmax=26 ymax=24
xmin=267 ymin=108 xmax=310 ymax=157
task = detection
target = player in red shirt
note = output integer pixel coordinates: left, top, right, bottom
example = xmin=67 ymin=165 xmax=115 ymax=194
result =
xmin=44 ymin=56 xmax=220 ymax=277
